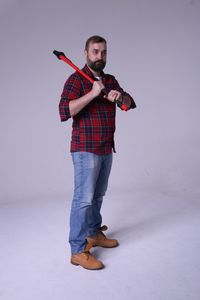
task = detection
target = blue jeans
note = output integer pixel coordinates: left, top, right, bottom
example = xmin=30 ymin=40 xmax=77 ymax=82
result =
xmin=69 ymin=152 xmax=113 ymax=254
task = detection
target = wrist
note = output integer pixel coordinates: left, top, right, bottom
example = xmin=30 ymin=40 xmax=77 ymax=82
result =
xmin=89 ymin=89 xmax=98 ymax=100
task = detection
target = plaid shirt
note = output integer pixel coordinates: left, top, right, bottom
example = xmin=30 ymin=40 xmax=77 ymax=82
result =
xmin=59 ymin=65 xmax=133 ymax=154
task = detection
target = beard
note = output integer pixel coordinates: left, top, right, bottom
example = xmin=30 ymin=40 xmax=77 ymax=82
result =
xmin=87 ymin=58 xmax=106 ymax=72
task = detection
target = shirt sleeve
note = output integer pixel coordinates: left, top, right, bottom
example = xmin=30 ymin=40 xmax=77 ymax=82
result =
xmin=59 ymin=73 xmax=82 ymax=122
xmin=112 ymin=77 xmax=136 ymax=110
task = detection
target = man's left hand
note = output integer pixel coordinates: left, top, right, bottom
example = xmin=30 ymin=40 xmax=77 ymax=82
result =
xmin=104 ymin=90 xmax=121 ymax=102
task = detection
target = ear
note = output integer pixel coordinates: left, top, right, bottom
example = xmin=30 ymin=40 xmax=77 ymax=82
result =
xmin=84 ymin=50 xmax=87 ymax=58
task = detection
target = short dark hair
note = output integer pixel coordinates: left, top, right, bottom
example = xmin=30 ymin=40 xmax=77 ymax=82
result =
xmin=85 ymin=35 xmax=107 ymax=51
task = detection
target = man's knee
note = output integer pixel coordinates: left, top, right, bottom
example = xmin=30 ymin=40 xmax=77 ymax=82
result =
xmin=79 ymin=192 xmax=94 ymax=208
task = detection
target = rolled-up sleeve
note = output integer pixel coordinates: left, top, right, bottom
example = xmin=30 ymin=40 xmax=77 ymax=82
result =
xmin=59 ymin=73 xmax=81 ymax=122
xmin=112 ymin=77 xmax=136 ymax=110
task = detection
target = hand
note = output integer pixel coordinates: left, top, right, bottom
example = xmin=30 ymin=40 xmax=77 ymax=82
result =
xmin=104 ymin=90 xmax=121 ymax=102
xmin=91 ymin=80 xmax=105 ymax=98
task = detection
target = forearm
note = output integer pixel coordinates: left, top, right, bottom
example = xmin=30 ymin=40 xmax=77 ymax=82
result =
xmin=69 ymin=90 xmax=96 ymax=117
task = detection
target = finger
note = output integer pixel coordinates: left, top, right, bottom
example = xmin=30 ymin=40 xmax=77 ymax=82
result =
xmin=111 ymin=92 xmax=118 ymax=101
xmin=115 ymin=92 xmax=122 ymax=101
xmin=107 ymin=93 xmax=115 ymax=100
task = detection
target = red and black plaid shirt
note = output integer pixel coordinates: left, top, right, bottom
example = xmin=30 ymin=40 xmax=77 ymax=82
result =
xmin=59 ymin=65 xmax=133 ymax=154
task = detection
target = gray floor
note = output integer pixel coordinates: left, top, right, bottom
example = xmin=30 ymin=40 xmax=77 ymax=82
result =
xmin=1 ymin=188 xmax=200 ymax=300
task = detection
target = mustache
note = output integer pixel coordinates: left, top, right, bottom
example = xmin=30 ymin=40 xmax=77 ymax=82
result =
xmin=95 ymin=60 xmax=104 ymax=64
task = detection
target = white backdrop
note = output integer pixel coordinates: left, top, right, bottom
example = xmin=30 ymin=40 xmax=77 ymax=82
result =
xmin=1 ymin=0 xmax=200 ymax=202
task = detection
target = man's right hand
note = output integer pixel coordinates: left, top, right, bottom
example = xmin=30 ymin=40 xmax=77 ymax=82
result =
xmin=91 ymin=80 xmax=105 ymax=98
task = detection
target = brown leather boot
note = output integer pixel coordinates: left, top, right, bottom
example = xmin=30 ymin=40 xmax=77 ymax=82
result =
xmin=71 ymin=242 xmax=104 ymax=270
xmin=87 ymin=225 xmax=119 ymax=248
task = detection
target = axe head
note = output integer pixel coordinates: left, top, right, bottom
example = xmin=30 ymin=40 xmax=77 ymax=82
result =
xmin=53 ymin=50 xmax=66 ymax=60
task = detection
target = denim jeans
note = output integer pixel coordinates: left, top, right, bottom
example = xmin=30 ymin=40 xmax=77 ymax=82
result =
xmin=69 ymin=151 xmax=113 ymax=254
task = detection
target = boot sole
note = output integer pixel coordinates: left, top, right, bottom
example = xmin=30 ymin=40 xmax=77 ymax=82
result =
xmin=93 ymin=243 xmax=119 ymax=248
xmin=71 ymin=260 xmax=104 ymax=270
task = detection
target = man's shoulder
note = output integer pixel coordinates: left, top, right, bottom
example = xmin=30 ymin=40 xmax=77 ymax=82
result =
xmin=66 ymin=65 xmax=91 ymax=82
xmin=67 ymin=70 xmax=82 ymax=81
xmin=100 ymin=67 xmax=115 ymax=78
xmin=104 ymin=73 xmax=115 ymax=79
xmin=63 ymin=71 xmax=83 ymax=89
xmin=103 ymin=72 xmax=117 ymax=83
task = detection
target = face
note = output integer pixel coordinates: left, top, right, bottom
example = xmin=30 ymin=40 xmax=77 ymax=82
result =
xmin=85 ymin=42 xmax=107 ymax=72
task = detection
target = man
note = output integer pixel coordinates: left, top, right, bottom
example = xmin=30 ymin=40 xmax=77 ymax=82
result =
xmin=59 ymin=35 xmax=135 ymax=270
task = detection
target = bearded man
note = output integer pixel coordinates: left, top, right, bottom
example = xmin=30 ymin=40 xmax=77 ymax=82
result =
xmin=59 ymin=35 xmax=135 ymax=270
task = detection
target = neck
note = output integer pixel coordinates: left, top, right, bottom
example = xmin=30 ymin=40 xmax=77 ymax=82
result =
xmin=87 ymin=65 xmax=101 ymax=77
